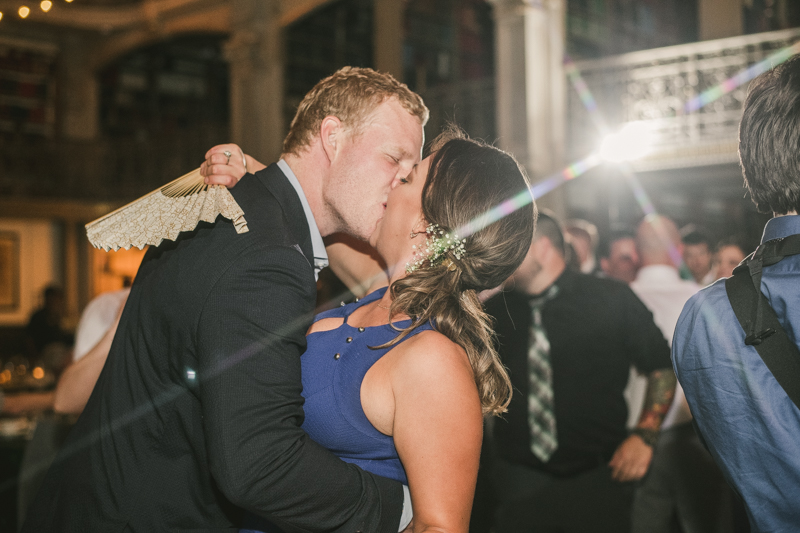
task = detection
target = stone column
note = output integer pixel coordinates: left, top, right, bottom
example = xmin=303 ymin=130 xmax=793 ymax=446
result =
xmin=62 ymin=221 xmax=81 ymax=325
xmin=226 ymin=0 xmax=285 ymax=163
xmin=373 ymin=0 xmax=404 ymax=80
xmin=491 ymin=0 xmax=567 ymax=217
xmin=699 ymin=0 xmax=743 ymax=41
xmin=59 ymin=34 xmax=99 ymax=140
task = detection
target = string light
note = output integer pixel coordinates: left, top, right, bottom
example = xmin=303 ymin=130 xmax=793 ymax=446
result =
xmin=0 ymin=0 xmax=77 ymax=22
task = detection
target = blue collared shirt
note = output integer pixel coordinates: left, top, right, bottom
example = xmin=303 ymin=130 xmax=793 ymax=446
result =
xmin=673 ymin=215 xmax=800 ymax=532
xmin=277 ymin=159 xmax=328 ymax=278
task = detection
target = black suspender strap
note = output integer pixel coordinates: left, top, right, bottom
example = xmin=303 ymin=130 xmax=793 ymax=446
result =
xmin=725 ymin=233 xmax=800 ymax=410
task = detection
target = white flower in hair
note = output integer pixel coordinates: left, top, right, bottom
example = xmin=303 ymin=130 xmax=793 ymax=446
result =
xmin=406 ymin=223 xmax=467 ymax=274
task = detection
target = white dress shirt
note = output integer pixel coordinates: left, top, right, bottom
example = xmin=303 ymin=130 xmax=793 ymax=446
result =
xmin=277 ymin=160 xmax=328 ymax=278
xmin=73 ymin=288 xmax=131 ymax=362
xmin=627 ymin=265 xmax=699 ymax=429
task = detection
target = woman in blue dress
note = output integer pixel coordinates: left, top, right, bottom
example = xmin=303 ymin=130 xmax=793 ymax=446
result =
xmin=241 ymin=130 xmax=536 ymax=533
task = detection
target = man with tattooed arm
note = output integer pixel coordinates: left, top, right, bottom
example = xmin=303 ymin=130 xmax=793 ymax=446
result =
xmin=485 ymin=212 xmax=675 ymax=533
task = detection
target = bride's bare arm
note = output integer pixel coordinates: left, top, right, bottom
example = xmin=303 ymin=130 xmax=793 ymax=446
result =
xmin=53 ymin=311 xmax=121 ymax=414
xmin=390 ymin=332 xmax=483 ymax=533
xmin=325 ymin=234 xmax=389 ymax=298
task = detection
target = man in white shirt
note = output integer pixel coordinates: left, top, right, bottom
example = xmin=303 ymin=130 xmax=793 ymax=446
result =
xmin=628 ymin=215 xmax=734 ymax=533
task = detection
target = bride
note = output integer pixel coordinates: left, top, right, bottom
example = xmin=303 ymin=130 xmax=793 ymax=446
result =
xmin=208 ymin=130 xmax=536 ymax=533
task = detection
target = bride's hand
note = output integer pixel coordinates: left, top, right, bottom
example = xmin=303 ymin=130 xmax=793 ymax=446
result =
xmin=201 ymin=144 xmax=265 ymax=188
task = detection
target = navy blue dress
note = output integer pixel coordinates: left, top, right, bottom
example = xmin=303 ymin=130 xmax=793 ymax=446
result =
xmin=241 ymin=287 xmax=433 ymax=532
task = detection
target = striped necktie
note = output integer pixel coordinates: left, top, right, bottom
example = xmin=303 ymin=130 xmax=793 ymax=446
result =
xmin=528 ymin=285 xmax=559 ymax=462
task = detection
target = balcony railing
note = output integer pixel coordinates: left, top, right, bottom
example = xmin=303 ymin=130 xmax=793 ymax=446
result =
xmin=567 ymin=27 xmax=800 ymax=171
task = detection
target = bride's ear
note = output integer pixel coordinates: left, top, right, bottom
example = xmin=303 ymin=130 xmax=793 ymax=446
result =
xmin=409 ymin=218 xmax=427 ymax=239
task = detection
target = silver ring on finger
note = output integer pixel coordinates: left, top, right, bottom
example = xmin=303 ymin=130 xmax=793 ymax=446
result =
xmin=223 ymin=150 xmax=232 ymax=165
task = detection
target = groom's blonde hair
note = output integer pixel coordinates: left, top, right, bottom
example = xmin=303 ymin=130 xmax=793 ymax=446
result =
xmin=282 ymin=67 xmax=429 ymax=156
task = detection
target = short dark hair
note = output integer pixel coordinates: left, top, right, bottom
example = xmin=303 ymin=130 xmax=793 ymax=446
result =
xmin=534 ymin=211 xmax=565 ymax=257
xmin=597 ymin=228 xmax=636 ymax=259
xmin=681 ymin=228 xmax=711 ymax=248
xmin=739 ymin=54 xmax=800 ymax=215
xmin=43 ymin=286 xmax=62 ymax=300
xmin=715 ymin=235 xmax=747 ymax=255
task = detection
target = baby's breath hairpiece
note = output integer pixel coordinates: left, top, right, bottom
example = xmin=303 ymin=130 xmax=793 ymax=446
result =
xmin=406 ymin=223 xmax=467 ymax=274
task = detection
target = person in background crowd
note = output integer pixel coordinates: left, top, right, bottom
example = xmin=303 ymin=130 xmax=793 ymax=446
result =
xmin=485 ymin=212 xmax=675 ymax=533
xmin=23 ymin=286 xmax=73 ymax=363
xmin=598 ymin=229 xmax=640 ymax=283
xmin=563 ymin=240 xmax=583 ymax=272
xmin=673 ymin=53 xmax=800 ymax=532
xmin=564 ymin=218 xmax=600 ymax=274
xmin=680 ymin=228 xmax=714 ymax=285
xmin=712 ymin=238 xmax=747 ymax=280
xmin=629 ymin=215 xmax=734 ymax=533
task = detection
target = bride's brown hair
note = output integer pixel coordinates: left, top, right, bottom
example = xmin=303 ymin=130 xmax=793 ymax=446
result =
xmin=380 ymin=130 xmax=536 ymax=415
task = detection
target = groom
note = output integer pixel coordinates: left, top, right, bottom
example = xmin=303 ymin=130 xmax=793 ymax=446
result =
xmin=23 ymin=67 xmax=427 ymax=533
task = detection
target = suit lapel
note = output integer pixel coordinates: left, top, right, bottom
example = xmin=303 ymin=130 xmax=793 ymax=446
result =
xmin=254 ymin=164 xmax=315 ymax=266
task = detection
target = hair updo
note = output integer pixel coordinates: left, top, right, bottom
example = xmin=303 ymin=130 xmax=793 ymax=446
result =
xmin=383 ymin=129 xmax=536 ymax=415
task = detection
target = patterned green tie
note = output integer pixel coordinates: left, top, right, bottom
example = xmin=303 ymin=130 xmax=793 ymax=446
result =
xmin=528 ymin=285 xmax=559 ymax=462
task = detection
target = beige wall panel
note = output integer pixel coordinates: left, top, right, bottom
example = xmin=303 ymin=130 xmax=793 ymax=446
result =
xmin=0 ymin=219 xmax=59 ymax=326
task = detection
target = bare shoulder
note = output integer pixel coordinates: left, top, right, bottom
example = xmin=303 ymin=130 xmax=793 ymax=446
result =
xmin=389 ymin=329 xmax=476 ymax=393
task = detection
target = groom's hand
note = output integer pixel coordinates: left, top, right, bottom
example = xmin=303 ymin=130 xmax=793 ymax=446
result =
xmin=201 ymin=144 xmax=265 ymax=188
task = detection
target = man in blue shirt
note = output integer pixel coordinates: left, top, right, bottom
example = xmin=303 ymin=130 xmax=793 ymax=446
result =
xmin=673 ymin=54 xmax=800 ymax=532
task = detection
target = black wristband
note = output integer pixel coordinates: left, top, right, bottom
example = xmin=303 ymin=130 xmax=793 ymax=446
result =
xmin=631 ymin=427 xmax=659 ymax=447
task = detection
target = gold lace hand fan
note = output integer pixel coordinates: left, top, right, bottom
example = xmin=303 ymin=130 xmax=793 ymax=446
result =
xmin=86 ymin=168 xmax=249 ymax=251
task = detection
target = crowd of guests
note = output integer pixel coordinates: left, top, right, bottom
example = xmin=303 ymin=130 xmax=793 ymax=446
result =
xmin=461 ymin=212 xmax=752 ymax=533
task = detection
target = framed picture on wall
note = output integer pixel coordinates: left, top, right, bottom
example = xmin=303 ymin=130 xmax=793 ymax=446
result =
xmin=0 ymin=232 xmax=20 ymax=311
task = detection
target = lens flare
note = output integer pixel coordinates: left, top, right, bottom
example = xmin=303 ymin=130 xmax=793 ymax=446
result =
xmin=684 ymin=41 xmax=800 ymax=113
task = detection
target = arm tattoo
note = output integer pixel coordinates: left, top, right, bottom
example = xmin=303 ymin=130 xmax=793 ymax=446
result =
xmin=637 ymin=369 xmax=677 ymax=431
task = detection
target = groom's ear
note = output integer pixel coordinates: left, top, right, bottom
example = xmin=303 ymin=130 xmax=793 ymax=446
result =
xmin=320 ymin=116 xmax=343 ymax=164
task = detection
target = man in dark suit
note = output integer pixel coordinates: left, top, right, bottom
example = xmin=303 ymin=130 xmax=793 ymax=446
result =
xmin=23 ymin=67 xmax=427 ymax=533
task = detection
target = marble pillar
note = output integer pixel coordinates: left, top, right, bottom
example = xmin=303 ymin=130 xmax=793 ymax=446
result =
xmin=491 ymin=0 xmax=567 ymax=217
xmin=373 ymin=0 xmax=404 ymax=80
xmin=699 ymin=0 xmax=743 ymax=41
xmin=59 ymin=34 xmax=99 ymax=141
xmin=227 ymin=0 xmax=285 ymax=164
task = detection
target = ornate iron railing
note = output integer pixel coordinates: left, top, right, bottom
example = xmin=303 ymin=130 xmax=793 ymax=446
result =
xmin=567 ymin=27 xmax=800 ymax=171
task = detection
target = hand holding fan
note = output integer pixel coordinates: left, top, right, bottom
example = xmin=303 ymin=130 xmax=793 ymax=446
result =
xmin=86 ymin=168 xmax=249 ymax=251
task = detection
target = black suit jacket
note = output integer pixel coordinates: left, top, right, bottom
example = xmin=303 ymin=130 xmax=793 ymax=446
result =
xmin=23 ymin=165 xmax=403 ymax=533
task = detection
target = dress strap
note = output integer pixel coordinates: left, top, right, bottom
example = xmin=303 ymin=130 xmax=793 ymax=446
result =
xmin=312 ymin=286 xmax=389 ymax=325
